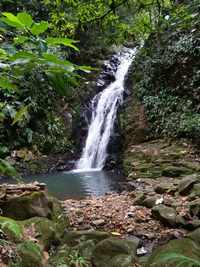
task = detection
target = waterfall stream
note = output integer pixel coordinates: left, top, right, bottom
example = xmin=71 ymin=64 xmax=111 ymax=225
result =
xmin=76 ymin=47 xmax=137 ymax=171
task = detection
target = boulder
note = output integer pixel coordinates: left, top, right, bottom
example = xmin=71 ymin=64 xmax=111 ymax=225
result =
xmin=162 ymin=166 xmax=192 ymax=177
xmin=178 ymin=174 xmax=199 ymax=195
xmin=187 ymin=227 xmax=200 ymax=245
xmin=63 ymin=230 xmax=110 ymax=247
xmin=146 ymin=238 xmax=200 ymax=267
xmin=0 ymin=191 xmax=52 ymax=220
xmin=92 ymin=237 xmax=139 ymax=267
xmin=143 ymin=196 xmax=158 ymax=208
xmin=155 ymin=183 xmax=176 ymax=194
xmin=189 ymin=199 xmax=200 ymax=217
xmin=190 ymin=183 xmax=200 ymax=197
xmin=21 ymin=217 xmax=60 ymax=250
xmin=152 ymin=205 xmax=177 ymax=226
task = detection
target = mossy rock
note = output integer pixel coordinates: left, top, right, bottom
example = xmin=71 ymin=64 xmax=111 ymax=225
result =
xmin=0 ymin=216 xmax=23 ymax=242
xmin=48 ymin=196 xmax=69 ymax=237
xmin=63 ymin=230 xmax=110 ymax=247
xmin=21 ymin=217 xmax=60 ymax=250
xmin=146 ymin=238 xmax=200 ymax=267
xmin=92 ymin=237 xmax=139 ymax=267
xmin=0 ymin=191 xmax=52 ymax=220
xmin=162 ymin=166 xmax=193 ymax=177
xmin=16 ymin=240 xmax=43 ymax=267
xmin=152 ymin=205 xmax=177 ymax=227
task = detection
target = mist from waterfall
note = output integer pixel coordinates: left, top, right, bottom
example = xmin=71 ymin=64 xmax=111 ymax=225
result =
xmin=76 ymin=47 xmax=137 ymax=171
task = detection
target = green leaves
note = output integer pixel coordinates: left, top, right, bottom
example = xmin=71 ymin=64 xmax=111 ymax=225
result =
xmin=1 ymin=12 xmax=48 ymax=36
xmin=12 ymin=105 xmax=29 ymax=125
xmin=0 ymin=159 xmax=19 ymax=177
xmin=1 ymin=12 xmax=24 ymax=29
xmin=0 ymin=77 xmax=16 ymax=91
xmin=14 ymin=36 xmax=29 ymax=45
xmin=46 ymin=37 xmax=79 ymax=51
xmin=30 ymin=21 xmax=49 ymax=35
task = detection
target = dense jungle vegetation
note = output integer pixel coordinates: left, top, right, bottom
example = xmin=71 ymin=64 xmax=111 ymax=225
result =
xmin=0 ymin=0 xmax=199 ymax=177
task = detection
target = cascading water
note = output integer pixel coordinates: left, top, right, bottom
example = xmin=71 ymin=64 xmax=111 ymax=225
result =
xmin=76 ymin=47 xmax=137 ymax=171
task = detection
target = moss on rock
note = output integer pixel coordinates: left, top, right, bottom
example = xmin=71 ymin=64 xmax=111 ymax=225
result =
xmin=16 ymin=240 xmax=43 ymax=267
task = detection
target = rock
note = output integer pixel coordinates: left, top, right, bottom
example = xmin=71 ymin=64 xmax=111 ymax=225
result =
xmin=146 ymin=238 xmax=200 ymax=267
xmin=162 ymin=166 xmax=192 ymax=177
xmin=187 ymin=227 xmax=200 ymax=245
xmin=0 ymin=191 xmax=52 ymax=220
xmin=17 ymin=240 xmax=43 ymax=267
xmin=189 ymin=199 xmax=200 ymax=217
xmin=152 ymin=205 xmax=177 ymax=226
xmin=92 ymin=219 xmax=105 ymax=226
xmin=190 ymin=183 xmax=200 ymax=197
xmin=92 ymin=237 xmax=139 ymax=267
xmin=63 ymin=230 xmax=110 ymax=247
xmin=21 ymin=217 xmax=60 ymax=250
xmin=133 ymin=192 xmax=145 ymax=205
xmin=155 ymin=183 xmax=176 ymax=194
xmin=0 ymin=216 xmax=23 ymax=242
xmin=143 ymin=196 xmax=160 ymax=208
xmin=178 ymin=174 xmax=199 ymax=195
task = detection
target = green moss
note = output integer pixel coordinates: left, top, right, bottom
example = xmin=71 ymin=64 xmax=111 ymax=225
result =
xmin=0 ymin=216 xmax=23 ymax=242
xmin=21 ymin=217 xmax=59 ymax=250
xmin=146 ymin=238 xmax=200 ymax=267
xmin=16 ymin=241 xmax=43 ymax=267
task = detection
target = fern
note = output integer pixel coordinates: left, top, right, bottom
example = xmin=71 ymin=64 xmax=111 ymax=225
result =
xmin=154 ymin=252 xmax=200 ymax=267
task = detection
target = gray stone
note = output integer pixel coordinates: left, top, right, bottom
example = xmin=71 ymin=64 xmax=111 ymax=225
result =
xmin=162 ymin=166 xmax=192 ymax=177
xmin=92 ymin=219 xmax=105 ymax=226
xmin=155 ymin=183 xmax=176 ymax=194
xmin=152 ymin=205 xmax=177 ymax=226
xmin=92 ymin=237 xmax=139 ymax=267
xmin=178 ymin=174 xmax=199 ymax=195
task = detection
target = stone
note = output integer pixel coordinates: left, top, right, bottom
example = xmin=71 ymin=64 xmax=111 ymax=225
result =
xmin=190 ymin=183 xmax=200 ymax=197
xmin=0 ymin=192 xmax=52 ymax=220
xmin=152 ymin=205 xmax=177 ymax=226
xmin=146 ymin=238 xmax=200 ymax=267
xmin=92 ymin=219 xmax=105 ymax=226
xmin=92 ymin=237 xmax=139 ymax=267
xmin=133 ymin=192 xmax=145 ymax=205
xmin=187 ymin=227 xmax=200 ymax=245
xmin=17 ymin=240 xmax=43 ymax=267
xmin=21 ymin=217 xmax=60 ymax=250
xmin=189 ymin=199 xmax=200 ymax=217
xmin=63 ymin=230 xmax=110 ymax=247
xmin=143 ymin=196 xmax=158 ymax=208
xmin=162 ymin=166 xmax=192 ymax=177
xmin=155 ymin=183 xmax=176 ymax=194
xmin=178 ymin=174 xmax=199 ymax=195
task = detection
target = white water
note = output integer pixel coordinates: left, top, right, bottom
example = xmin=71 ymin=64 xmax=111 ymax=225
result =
xmin=76 ymin=47 xmax=137 ymax=171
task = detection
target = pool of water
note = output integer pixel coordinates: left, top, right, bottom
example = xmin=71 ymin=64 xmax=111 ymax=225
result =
xmin=0 ymin=170 xmax=123 ymax=200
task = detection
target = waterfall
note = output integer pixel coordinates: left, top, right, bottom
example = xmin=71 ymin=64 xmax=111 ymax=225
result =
xmin=76 ymin=47 xmax=137 ymax=171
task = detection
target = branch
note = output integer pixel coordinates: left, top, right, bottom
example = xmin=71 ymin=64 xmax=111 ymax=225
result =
xmin=86 ymin=0 xmax=130 ymax=24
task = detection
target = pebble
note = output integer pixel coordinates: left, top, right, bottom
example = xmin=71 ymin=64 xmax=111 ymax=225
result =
xmin=92 ymin=219 xmax=105 ymax=226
